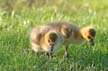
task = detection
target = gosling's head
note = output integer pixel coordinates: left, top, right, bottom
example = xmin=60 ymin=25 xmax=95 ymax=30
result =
xmin=80 ymin=26 xmax=96 ymax=46
xmin=45 ymin=31 xmax=58 ymax=47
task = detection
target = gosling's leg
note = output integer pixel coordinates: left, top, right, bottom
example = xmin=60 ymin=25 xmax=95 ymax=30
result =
xmin=46 ymin=52 xmax=53 ymax=59
xmin=64 ymin=45 xmax=68 ymax=58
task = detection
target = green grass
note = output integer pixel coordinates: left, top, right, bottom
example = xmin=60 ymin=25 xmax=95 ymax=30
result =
xmin=0 ymin=0 xmax=108 ymax=71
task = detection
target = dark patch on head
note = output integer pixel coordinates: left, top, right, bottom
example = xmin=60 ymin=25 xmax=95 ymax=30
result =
xmin=89 ymin=29 xmax=96 ymax=37
xmin=49 ymin=33 xmax=58 ymax=42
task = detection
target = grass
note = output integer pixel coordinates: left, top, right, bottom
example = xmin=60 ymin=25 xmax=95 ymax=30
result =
xmin=0 ymin=0 xmax=108 ymax=71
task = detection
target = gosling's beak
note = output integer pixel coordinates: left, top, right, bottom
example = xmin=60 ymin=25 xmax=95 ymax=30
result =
xmin=50 ymin=44 xmax=54 ymax=51
xmin=89 ymin=39 xmax=94 ymax=46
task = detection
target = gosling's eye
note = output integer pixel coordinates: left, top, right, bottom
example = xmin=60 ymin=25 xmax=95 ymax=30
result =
xmin=88 ymin=36 xmax=91 ymax=39
xmin=48 ymin=39 xmax=51 ymax=43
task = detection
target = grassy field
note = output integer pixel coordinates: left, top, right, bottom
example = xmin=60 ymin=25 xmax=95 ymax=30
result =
xmin=0 ymin=0 xmax=108 ymax=71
